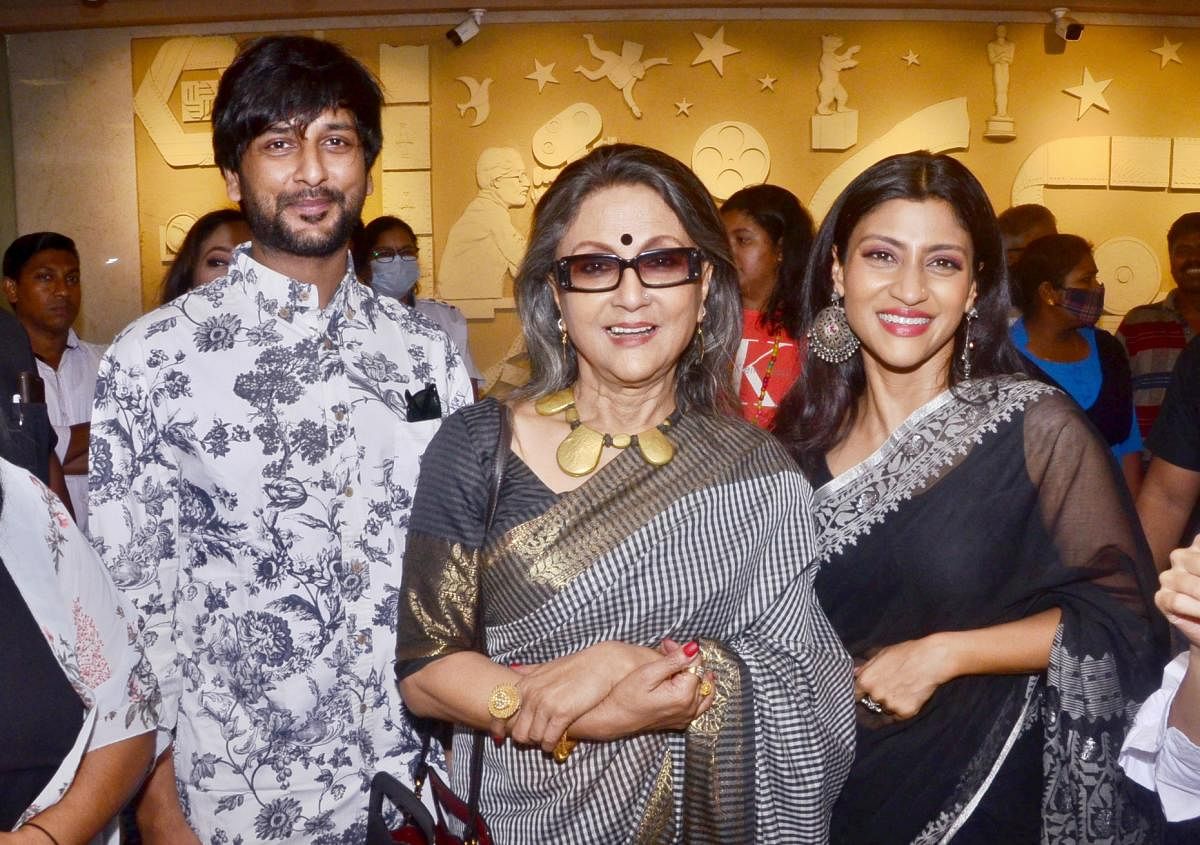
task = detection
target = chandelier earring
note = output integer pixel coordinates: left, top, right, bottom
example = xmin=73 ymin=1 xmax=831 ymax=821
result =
xmin=960 ymin=306 xmax=979 ymax=379
xmin=695 ymin=326 xmax=705 ymax=364
xmin=557 ymin=317 xmax=568 ymax=350
xmin=808 ymin=292 xmax=860 ymax=364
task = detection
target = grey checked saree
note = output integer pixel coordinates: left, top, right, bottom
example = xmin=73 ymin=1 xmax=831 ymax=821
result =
xmin=396 ymin=399 xmax=854 ymax=843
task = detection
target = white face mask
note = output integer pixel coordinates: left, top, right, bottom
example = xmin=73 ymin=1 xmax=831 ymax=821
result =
xmin=370 ymin=256 xmax=420 ymax=300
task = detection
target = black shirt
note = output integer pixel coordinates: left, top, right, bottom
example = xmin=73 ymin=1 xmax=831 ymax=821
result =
xmin=1148 ymin=334 xmax=1200 ymax=470
xmin=0 ymin=309 xmax=54 ymax=483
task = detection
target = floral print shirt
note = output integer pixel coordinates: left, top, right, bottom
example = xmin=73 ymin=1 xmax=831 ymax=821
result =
xmin=87 ymin=246 xmax=472 ymax=844
xmin=0 ymin=458 xmax=159 ymax=830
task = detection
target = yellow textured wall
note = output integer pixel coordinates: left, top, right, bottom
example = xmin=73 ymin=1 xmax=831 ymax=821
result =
xmin=131 ymin=17 xmax=1200 ymax=374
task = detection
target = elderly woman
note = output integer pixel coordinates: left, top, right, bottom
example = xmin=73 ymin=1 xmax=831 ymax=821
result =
xmin=0 ymin=452 xmax=159 ymax=844
xmin=774 ymin=151 xmax=1167 ymax=843
xmin=396 ymin=143 xmax=853 ymax=842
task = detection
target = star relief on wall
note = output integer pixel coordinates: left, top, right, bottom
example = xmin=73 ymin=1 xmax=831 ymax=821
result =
xmin=758 ymin=74 xmax=777 ymax=92
xmin=525 ymin=59 xmax=559 ymax=92
xmin=1063 ymin=67 xmax=1112 ymax=119
xmin=1151 ymin=36 xmax=1183 ymax=69
xmin=675 ymin=98 xmax=693 ymax=116
xmin=901 ymin=50 xmax=920 ymax=67
xmin=692 ymin=26 xmax=740 ymax=77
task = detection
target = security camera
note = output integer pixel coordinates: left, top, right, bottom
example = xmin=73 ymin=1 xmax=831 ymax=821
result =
xmin=1052 ymin=7 xmax=1084 ymax=41
xmin=447 ymin=9 xmax=485 ymax=47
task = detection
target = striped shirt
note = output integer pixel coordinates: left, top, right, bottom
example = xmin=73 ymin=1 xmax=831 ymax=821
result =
xmin=1116 ymin=291 xmax=1195 ymax=442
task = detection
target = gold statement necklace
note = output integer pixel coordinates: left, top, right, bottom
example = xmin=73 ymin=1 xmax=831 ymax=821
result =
xmin=534 ymin=388 xmax=676 ymax=477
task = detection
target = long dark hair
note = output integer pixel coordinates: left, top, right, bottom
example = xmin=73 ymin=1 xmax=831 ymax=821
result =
xmin=1010 ymin=233 xmax=1092 ymax=315
xmin=160 ymin=209 xmax=246 ymax=304
xmin=720 ymin=184 xmax=814 ymax=337
xmin=774 ymin=151 xmax=1022 ymax=476
xmin=514 ymin=143 xmax=741 ymax=416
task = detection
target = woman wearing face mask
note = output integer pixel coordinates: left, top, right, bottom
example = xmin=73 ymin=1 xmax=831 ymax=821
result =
xmin=355 ymin=216 xmax=483 ymax=390
xmin=1010 ymin=234 xmax=1143 ymax=494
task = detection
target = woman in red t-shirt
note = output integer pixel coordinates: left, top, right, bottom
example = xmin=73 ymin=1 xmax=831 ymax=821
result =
xmin=721 ymin=185 xmax=814 ymax=427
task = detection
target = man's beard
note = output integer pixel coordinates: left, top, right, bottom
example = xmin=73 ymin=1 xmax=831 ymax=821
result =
xmin=242 ymin=186 xmax=361 ymax=258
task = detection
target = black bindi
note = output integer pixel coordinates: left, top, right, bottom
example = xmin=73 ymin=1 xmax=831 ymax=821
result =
xmin=620 ymin=233 xmax=633 ymax=246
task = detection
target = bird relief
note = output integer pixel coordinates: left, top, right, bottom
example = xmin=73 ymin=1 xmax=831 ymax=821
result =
xmin=456 ymin=76 xmax=491 ymax=126
xmin=811 ymin=34 xmax=860 ymax=151
xmin=574 ymin=34 xmax=668 ymax=119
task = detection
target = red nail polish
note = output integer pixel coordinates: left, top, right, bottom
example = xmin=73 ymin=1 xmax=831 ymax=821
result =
xmin=492 ymin=735 xmax=503 ymax=746
xmin=682 ymin=641 xmax=699 ymax=658
xmin=510 ymin=662 xmax=521 ymax=668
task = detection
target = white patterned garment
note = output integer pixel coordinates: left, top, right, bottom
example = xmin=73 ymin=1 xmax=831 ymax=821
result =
xmin=0 ymin=458 xmax=159 ymax=836
xmin=87 ymin=246 xmax=472 ymax=845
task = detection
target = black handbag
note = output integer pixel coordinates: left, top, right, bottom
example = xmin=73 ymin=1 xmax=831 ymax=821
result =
xmin=366 ymin=731 xmax=491 ymax=845
xmin=367 ymin=404 xmax=509 ymax=845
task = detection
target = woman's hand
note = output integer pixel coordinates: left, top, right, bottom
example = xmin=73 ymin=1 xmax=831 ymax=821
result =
xmin=498 ymin=641 xmax=659 ymax=752
xmin=1159 ymin=539 xmax=1200 ymax=745
xmin=854 ymin=635 xmax=957 ymax=720
xmin=569 ymin=640 xmax=715 ymax=741
xmin=1159 ymin=539 xmax=1200 ymax=650
xmin=855 ymin=609 xmax=1061 ymax=721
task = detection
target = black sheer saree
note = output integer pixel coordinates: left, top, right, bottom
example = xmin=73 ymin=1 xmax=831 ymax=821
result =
xmin=810 ymin=376 xmax=1168 ymax=844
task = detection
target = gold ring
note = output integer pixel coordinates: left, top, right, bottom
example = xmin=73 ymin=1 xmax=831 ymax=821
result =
xmin=685 ymin=664 xmax=705 ymax=678
xmin=552 ymin=734 xmax=577 ymax=763
xmin=699 ymin=680 xmax=714 ymax=697
xmin=487 ymin=683 xmax=522 ymax=720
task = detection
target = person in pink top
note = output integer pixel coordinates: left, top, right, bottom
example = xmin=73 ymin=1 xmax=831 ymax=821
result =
xmin=721 ymin=185 xmax=813 ymax=427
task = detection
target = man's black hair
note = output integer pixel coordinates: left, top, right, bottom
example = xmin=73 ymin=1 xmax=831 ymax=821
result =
xmin=1168 ymin=212 xmax=1200 ymax=251
xmin=211 ymin=35 xmax=383 ymax=174
xmin=3 ymin=232 xmax=78 ymax=281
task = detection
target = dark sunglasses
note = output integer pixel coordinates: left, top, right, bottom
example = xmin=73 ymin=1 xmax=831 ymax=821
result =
xmin=553 ymin=247 xmax=704 ymax=292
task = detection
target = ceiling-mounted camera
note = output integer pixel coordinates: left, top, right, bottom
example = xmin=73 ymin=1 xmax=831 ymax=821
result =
xmin=1051 ymin=7 xmax=1084 ymax=41
xmin=447 ymin=9 xmax=485 ymax=47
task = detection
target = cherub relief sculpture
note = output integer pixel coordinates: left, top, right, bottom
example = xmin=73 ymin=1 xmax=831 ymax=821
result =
xmin=816 ymin=34 xmax=860 ymax=115
xmin=574 ymin=34 xmax=669 ymax=119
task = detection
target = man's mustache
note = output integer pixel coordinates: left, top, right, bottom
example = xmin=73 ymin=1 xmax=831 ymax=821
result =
xmin=278 ymin=188 xmax=345 ymax=208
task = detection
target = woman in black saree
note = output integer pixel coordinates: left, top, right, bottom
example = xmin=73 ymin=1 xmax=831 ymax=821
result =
xmin=774 ymin=151 xmax=1169 ymax=843
xmin=395 ymin=143 xmax=854 ymax=843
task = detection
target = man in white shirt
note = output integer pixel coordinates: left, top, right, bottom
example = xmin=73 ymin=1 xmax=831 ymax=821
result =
xmin=1119 ymin=539 xmax=1200 ymax=823
xmin=89 ymin=36 xmax=472 ymax=844
xmin=3 ymin=231 xmax=104 ymax=530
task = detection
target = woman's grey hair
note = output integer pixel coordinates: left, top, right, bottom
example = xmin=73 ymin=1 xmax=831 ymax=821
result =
xmin=514 ymin=143 xmax=741 ymax=416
